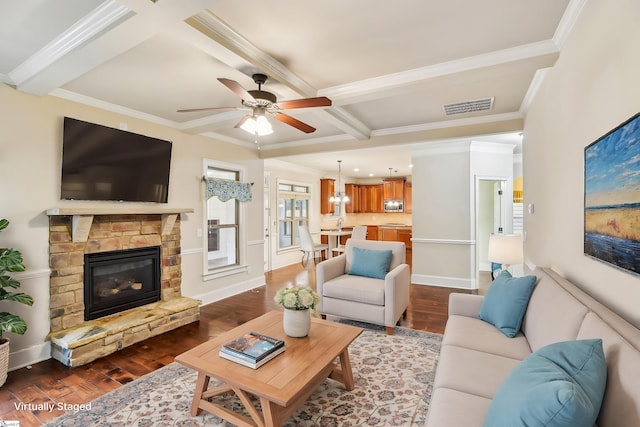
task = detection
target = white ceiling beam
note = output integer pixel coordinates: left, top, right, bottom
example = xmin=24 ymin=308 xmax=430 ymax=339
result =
xmin=188 ymin=10 xmax=317 ymax=97
xmin=8 ymin=0 xmax=131 ymax=89
xmin=187 ymin=10 xmax=371 ymax=140
xmin=319 ymin=40 xmax=560 ymax=106
xmin=14 ymin=0 xmax=221 ymax=95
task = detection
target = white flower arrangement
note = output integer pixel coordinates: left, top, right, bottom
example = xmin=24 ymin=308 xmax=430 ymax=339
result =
xmin=274 ymin=286 xmax=320 ymax=314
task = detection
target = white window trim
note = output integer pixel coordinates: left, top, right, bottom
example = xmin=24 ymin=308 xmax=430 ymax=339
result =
xmin=202 ymin=158 xmax=249 ymax=280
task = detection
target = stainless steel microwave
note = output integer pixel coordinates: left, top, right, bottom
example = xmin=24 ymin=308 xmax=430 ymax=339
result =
xmin=384 ymin=200 xmax=404 ymax=212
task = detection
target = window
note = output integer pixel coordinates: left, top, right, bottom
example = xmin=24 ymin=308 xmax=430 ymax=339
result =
xmin=277 ymin=182 xmax=310 ymax=250
xmin=206 ymin=166 xmax=240 ymax=271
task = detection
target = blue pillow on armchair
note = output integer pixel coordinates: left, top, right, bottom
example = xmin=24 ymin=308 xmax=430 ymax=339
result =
xmin=349 ymin=247 xmax=393 ymax=279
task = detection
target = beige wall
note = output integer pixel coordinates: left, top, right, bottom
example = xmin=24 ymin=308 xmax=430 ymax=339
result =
xmin=0 ymin=84 xmax=264 ymax=368
xmin=411 ymin=143 xmax=473 ymax=286
xmin=411 ymin=140 xmax=514 ymax=289
xmin=524 ymin=0 xmax=640 ymax=327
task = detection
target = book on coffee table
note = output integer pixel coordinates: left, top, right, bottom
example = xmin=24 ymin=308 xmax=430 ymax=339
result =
xmin=220 ymin=344 xmax=286 ymax=369
xmin=219 ymin=332 xmax=285 ymax=369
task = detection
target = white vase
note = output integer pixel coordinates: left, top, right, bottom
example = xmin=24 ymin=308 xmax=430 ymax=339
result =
xmin=283 ymin=308 xmax=311 ymax=337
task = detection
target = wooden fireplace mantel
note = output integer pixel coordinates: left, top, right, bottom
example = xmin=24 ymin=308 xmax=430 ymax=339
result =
xmin=45 ymin=207 xmax=194 ymax=242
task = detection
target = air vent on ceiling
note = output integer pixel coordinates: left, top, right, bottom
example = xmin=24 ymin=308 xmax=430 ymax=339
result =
xmin=443 ymin=97 xmax=494 ymax=116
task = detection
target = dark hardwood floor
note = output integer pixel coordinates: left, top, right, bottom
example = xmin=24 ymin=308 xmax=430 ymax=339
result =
xmin=0 ymin=261 xmax=474 ymax=426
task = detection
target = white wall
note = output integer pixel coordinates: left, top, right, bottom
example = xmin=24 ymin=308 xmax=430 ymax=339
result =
xmin=411 ymin=140 xmax=514 ymax=289
xmin=524 ymin=0 xmax=640 ymax=327
xmin=0 ymin=84 xmax=265 ymax=369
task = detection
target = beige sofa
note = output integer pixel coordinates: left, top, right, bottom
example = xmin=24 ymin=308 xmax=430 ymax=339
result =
xmin=316 ymin=239 xmax=410 ymax=334
xmin=426 ymin=266 xmax=640 ymax=426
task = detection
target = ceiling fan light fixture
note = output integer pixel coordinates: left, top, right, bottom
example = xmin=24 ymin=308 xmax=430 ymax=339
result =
xmin=240 ymin=114 xmax=273 ymax=136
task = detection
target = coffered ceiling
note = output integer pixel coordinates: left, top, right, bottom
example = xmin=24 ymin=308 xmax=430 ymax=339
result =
xmin=0 ymin=0 xmax=582 ymax=177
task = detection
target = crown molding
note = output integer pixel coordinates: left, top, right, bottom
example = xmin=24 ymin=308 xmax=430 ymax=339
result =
xmin=373 ymin=112 xmax=523 ymax=137
xmin=519 ymin=68 xmax=550 ymax=114
xmin=51 ymin=88 xmax=176 ymax=127
xmin=469 ymin=141 xmax=516 ymax=154
xmin=259 ymin=134 xmax=355 ymax=152
xmin=553 ymin=0 xmax=590 ymax=49
xmin=411 ymin=139 xmax=473 ymax=157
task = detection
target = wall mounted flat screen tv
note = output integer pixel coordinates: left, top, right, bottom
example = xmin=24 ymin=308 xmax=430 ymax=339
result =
xmin=61 ymin=117 xmax=172 ymax=203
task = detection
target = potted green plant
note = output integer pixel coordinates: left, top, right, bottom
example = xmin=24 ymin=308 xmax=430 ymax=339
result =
xmin=0 ymin=218 xmax=33 ymax=386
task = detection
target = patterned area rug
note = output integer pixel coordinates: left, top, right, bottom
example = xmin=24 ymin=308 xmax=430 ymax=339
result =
xmin=45 ymin=326 xmax=442 ymax=426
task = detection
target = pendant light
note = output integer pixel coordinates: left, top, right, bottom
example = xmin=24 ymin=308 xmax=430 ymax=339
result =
xmin=329 ymin=160 xmax=349 ymax=204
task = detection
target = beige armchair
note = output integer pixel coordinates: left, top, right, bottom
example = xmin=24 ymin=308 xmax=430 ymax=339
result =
xmin=316 ymin=239 xmax=410 ymax=334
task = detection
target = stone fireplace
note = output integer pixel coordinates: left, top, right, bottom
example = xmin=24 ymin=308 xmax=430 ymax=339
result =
xmin=46 ymin=208 xmax=200 ymax=367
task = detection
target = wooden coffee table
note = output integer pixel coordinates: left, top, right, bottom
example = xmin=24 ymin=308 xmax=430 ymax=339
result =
xmin=175 ymin=310 xmax=363 ymax=427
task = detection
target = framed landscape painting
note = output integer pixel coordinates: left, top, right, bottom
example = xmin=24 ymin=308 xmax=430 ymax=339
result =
xmin=584 ymin=112 xmax=640 ymax=275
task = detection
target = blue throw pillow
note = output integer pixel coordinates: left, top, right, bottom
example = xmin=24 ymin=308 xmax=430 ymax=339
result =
xmin=349 ymin=247 xmax=393 ymax=279
xmin=478 ymin=271 xmax=537 ymax=337
xmin=483 ymin=339 xmax=607 ymax=427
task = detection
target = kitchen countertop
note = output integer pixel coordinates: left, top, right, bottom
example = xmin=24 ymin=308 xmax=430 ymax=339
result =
xmin=377 ymin=224 xmax=412 ymax=230
xmin=322 ymin=225 xmax=412 ymax=230
xmin=321 ymin=227 xmax=354 ymax=231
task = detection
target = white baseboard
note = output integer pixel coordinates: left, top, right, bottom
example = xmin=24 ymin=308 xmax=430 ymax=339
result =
xmin=192 ymin=275 xmax=266 ymax=306
xmin=9 ymin=342 xmax=52 ymax=371
xmin=411 ymin=273 xmax=477 ymax=290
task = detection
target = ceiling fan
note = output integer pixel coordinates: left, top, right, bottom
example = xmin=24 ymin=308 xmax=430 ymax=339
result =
xmin=177 ymin=73 xmax=331 ymax=134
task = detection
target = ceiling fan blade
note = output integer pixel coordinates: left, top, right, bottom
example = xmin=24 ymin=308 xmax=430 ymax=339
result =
xmin=276 ymin=97 xmax=332 ymax=110
xmin=273 ymin=113 xmax=316 ymax=133
xmin=218 ymin=78 xmax=256 ymax=103
xmin=177 ymin=106 xmax=244 ymax=113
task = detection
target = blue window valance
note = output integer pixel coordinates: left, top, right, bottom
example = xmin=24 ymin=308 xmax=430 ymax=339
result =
xmin=205 ymin=178 xmax=253 ymax=202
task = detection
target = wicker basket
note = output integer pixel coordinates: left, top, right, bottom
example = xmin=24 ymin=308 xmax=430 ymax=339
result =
xmin=0 ymin=338 xmax=9 ymax=387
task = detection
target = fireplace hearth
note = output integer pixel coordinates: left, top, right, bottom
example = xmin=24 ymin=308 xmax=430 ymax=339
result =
xmin=84 ymin=246 xmax=161 ymax=320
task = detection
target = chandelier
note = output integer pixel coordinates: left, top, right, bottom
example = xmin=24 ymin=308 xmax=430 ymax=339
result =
xmin=329 ymin=160 xmax=349 ymax=204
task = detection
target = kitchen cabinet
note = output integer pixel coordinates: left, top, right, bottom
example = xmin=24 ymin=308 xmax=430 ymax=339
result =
xmin=344 ymin=184 xmax=383 ymax=213
xmin=404 ymin=182 xmax=412 ymax=213
xmin=357 ymin=185 xmax=367 ymax=213
xmin=383 ymin=178 xmax=405 ymax=200
xmin=320 ymin=179 xmax=335 ymax=214
xmin=366 ymin=225 xmax=378 ymax=240
xmin=345 ymin=184 xmax=358 ymax=214
xmin=381 ymin=228 xmax=398 ymax=241
xmin=363 ymin=184 xmax=384 ymax=213
xmin=398 ymin=229 xmax=412 ymax=249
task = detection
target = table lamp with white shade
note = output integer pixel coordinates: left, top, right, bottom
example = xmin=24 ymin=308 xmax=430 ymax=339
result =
xmin=488 ymin=233 xmax=523 ymax=274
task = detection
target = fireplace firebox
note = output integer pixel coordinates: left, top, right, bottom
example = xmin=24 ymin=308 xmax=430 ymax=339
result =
xmin=84 ymin=246 xmax=161 ymax=320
